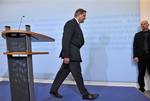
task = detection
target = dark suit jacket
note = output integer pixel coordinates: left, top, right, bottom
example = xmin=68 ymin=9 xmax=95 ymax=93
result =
xmin=59 ymin=18 xmax=85 ymax=62
xmin=133 ymin=30 xmax=150 ymax=59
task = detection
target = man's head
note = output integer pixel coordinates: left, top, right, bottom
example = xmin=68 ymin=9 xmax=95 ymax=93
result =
xmin=141 ymin=20 xmax=149 ymax=31
xmin=74 ymin=8 xmax=86 ymax=23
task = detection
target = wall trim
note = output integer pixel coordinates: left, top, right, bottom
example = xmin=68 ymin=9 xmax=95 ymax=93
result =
xmin=0 ymin=77 xmax=138 ymax=87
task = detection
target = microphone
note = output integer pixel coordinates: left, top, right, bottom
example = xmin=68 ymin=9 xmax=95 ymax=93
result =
xmin=18 ymin=16 xmax=25 ymax=30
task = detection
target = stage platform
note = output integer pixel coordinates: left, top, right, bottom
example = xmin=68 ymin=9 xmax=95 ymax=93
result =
xmin=0 ymin=81 xmax=150 ymax=101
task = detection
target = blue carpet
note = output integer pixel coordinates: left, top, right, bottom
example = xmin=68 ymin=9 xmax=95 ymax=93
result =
xmin=0 ymin=81 xmax=149 ymax=101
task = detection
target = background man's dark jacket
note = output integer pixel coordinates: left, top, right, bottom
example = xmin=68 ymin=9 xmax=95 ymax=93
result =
xmin=133 ymin=30 xmax=150 ymax=59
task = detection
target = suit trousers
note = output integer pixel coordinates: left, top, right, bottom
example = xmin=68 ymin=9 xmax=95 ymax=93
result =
xmin=138 ymin=52 xmax=150 ymax=89
xmin=50 ymin=62 xmax=89 ymax=96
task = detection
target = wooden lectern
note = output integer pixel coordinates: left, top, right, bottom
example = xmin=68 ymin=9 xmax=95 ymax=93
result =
xmin=1 ymin=25 xmax=55 ymax=101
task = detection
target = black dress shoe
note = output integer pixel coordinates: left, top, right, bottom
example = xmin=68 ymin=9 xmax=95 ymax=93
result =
xmin=50 ymin=91 xmax=63 ymax=98
xmin=82 ymin=93 xmax=99 ymax=100
xmin=139 ymin=88 xmax=145 ymax=92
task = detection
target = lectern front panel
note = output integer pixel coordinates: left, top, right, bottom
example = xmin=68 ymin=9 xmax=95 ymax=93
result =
xmin=6 ymin=33 xmax=27 ymax=52
xmin=8 ymin=57 xmax=30 ymax=101
xmin=6 ymin=33 xmax=34 ymax=101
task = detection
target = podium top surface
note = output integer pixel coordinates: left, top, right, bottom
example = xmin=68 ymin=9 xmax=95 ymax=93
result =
xmin=1 ymin=30 xmax=55 ymax=42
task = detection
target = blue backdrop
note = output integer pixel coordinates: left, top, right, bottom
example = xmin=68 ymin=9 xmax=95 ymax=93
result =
xmin=0 ymin=0 xmax=140 ymax=82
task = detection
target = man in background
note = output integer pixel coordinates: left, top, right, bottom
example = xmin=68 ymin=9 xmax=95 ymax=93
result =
xmin=50 ymin=8 xmax=99 ymax=100
xmin=133 ymin=20 xmax=150 ymax=92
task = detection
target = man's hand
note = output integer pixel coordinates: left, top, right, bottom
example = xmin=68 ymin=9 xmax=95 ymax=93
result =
xmin=63 ymin=58 xmax=70 ymax=64
xmin=134 ymin=57 xmax=139 ymax=63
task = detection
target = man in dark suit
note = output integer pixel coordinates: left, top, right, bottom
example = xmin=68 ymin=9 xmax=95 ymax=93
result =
xmin=50 ymin=8 xmax=99 ymax=100
xmin=133 ymin=20 xmax=150 ymax=92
